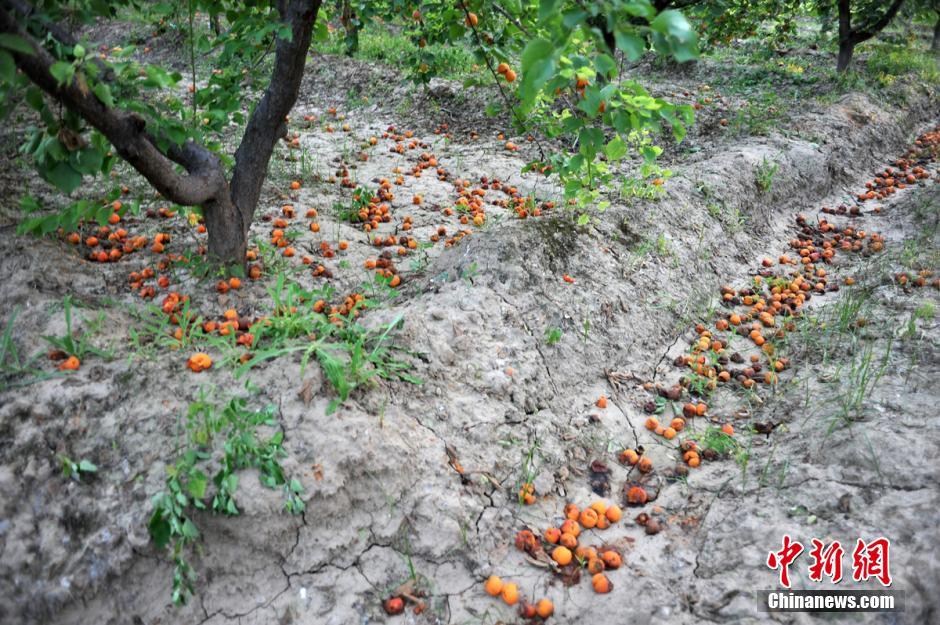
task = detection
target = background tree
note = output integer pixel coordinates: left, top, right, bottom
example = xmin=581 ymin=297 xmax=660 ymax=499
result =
xmin=825 ymin=0 xmax=907 ymax=71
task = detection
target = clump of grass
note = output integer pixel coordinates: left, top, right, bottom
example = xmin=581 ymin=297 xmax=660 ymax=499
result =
xmin=866 ymin=44 xmax=940 ymax=86
xmin=319 ymin=23 xmax=478 ymax=80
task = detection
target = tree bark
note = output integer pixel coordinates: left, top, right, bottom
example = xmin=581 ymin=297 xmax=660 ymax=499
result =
xmin=230 ymin=0 xmax=322 ymax=240
xmin=933 ymin=12 xmax=940 ymax=53
xmin=836 ymin=0 xmax=854 ymax=72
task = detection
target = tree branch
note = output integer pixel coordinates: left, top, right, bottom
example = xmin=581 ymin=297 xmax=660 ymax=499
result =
xmin=850 ymin=0 xmax=905 ymax=44
xmin=0 ymin=3 xmax=226 ymax=206
xmin=229 ymin=0 xmax=322 ymax=229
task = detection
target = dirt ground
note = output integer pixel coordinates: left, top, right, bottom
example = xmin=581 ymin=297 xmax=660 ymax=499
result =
xmin=0 ymin=47 xmax=938 ymax=625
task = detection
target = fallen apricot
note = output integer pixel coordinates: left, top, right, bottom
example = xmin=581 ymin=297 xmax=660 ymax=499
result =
xmin=500 ymin=582 xmax=519 ymax=606
xmin=592 ymin=573 xmax=612 ymax=594
xmin=186 ymin=353 xmax=212 ymax=372
xmin=605 ymin=504 xmax=622 ymax=523
xmin=484 ymin=575 xmax=503 ymax=596
xmin=600 ymin=550 xmax=622 ymax=569
xmin=579 ymin=508 xmax=599 ymax=529
xmin=552 ymin=546 xmax=573 ymax=566
xmin=543 ymin=527 xmax=561 ymax=544
xmin=58 ymin=355 xmax=80 ymax=371
xmin=535 ymin=598 xmax=554 ymax=618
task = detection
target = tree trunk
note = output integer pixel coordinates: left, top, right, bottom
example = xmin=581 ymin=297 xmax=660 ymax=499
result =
xmin=933 ymin=13 xmax=940 ymax=53
xmin=203 ymin=194 xmax=247 ymax=268
xmin=836 ymin=0 xmax=853 ymax=72
xmin=837 ymin=39 xmax=855 ymax=72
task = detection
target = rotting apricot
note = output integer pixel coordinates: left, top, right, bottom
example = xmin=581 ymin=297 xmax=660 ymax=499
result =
xmin=600 ymin=550 xmax=622 ymax=569
xmin=58 ymin=355 xmax=80 ymax=371
xmin=592 ymin=573 xmax=612 ymax=594
xmin=543 ymin=527 xmax=561 ymax=544
xmin=587 ymin=557 xmax=605 ymax=575
xmin=186 ymin=353 xmax=212 ymax=372
xmin=626 ymin=486 xmax=648 ymax=505
xmin=619 ymin=449 xmax=639 ymax=465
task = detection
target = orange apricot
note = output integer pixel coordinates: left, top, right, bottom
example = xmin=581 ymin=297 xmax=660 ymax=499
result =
xmin=484 ymin=575 xmax=503 ymax=596
xmin=186 ymin=352 xmax=212 ymax=372
xmin=560 ymin=519 xmax=580 ymax=537
xmin=600 ymin=550 xmax=622 ymax=569
xmin=592 ymin=573 xmax=612 ymax=594
xmin=579 ymin=508 xmax=599 ymax=529
xmin=543 ymin=527 xmax=561 ymax=544
xmin=605 ymin=504 xmax=622 ymax=523
xmin=564 ymin=503 xmax=580 ymax=520
xmin=626 ymin=486 xmax=648 ymax=505
xmin=535 ymin=598 xmax=554 ymax=618
xmin=58 ymin=355 xmax=80 ymax=371
xmin=500 ymin=582 xmax=519 ymax=606
xmin=586 ymin=557 xmax=605 ymax=575
xmin=552 ymin=546 xmax=573 ymax=566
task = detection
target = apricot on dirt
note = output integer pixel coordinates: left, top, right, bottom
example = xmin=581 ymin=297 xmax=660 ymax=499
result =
xmin=484 ymin=575 xmax=503 ymax=596
xmin=552 ymin=546 xmax=573 ymax=566
xmin=592 ymin=573 xmax=612 ymax=593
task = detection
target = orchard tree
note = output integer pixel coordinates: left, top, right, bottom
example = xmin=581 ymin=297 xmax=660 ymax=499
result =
xmin=0 ymin=0 xmax=698 ymax=269
xmin=825 ymin=0 xmax=907 ymax=71
xmin=1 ymin=0 xmax=324 ymax=266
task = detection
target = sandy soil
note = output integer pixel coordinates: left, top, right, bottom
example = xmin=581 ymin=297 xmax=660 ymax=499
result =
xmin=0 ymin=46 xmax=938 ymax=625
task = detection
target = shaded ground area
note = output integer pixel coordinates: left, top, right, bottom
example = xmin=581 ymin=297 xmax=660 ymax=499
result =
xmin=0 ymin=37 xmax=938 ymax=625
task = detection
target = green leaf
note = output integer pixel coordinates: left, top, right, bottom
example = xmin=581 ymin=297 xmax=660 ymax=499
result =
xmin=0 ymin=51 xmax=13 ymax=83
xmin=594 ymin=54 xmax=616 ymax=79
xmin=43 ymin=162 xmax=83 ymax=194
xmin=605 ymin=135 xmax=627 ymax=160
xmin=615 ymin=31 xmax=646 ymax=61
xmin=650 ymin=10 xmax=698 ymax=62
xmin=19 ymin=195 xmax=41 ymax=213
xmin=148 ymin=511 xmax=171 ymax=549
xmin=92 ymin=82 xmax=113 ymax=107
xmin=186 ymin=471 xmax=208 ymax=500
xmin=181 ymin=518 xmax=199 ymax=540
xmin=0 ymin=34 xmax=35 ymax=55
xmin=71 ymin=147 xmax=104 ymax=175
xmin=538 ymin=0 xmax=562 ymax=21
xmin=49 ymin=61 xmax=74 ymax=86
xmin=78 ymin=459 xmax=98 ymax=473
xmin=520 ymin=38 xmax=554 ymax=76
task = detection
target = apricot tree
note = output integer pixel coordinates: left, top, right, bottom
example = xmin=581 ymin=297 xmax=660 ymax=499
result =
xmin=1 ymin=0 xmax=697 ymax=267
